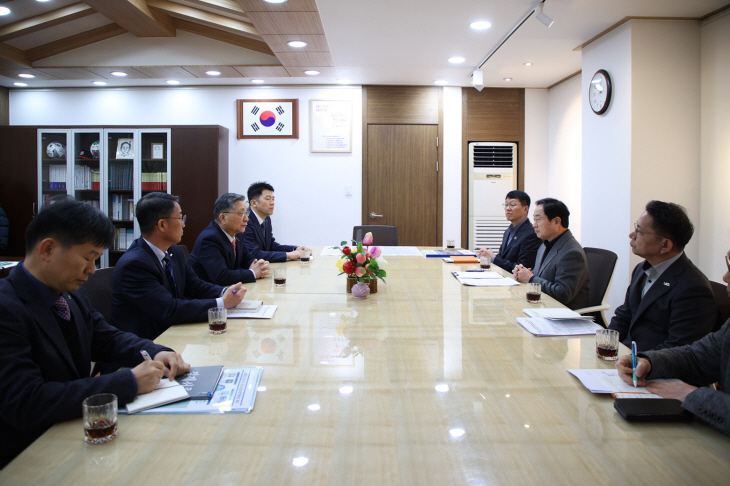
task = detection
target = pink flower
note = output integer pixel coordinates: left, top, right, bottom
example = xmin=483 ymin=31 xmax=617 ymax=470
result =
xmin=355 ymin=267 xmax=365 ymax=277
xmin=369 ymin=246 xmax=382 ymax=259
xmin=363 ymin=232 xmax=373 ymax=246
xmin=356 ymin=253 xmax=366 ymax=264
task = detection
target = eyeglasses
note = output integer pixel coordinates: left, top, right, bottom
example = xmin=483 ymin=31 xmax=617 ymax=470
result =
xmin=223 ymin=211 xmax=248 ymax=217
xmin=502 ymin=203 xmax=521 ymax=209
xmin=164 ymin=214 xmax=186 ymax=224
xmin=633 ymin=222 xmax=666 ymax=238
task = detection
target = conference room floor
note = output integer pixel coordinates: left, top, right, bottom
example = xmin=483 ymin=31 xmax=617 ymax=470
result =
xmin=3 ymin=248 xmax=730 ymax=484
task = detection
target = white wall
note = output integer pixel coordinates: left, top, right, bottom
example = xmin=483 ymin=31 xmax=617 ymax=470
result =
xmin=524 ymin=88 xmax=549 ymax=222
xmin=699 ymin=10 xmax=730 ymax=283
xmin=442 ymin=86 xmax=462 ymax=247
xmin=10 ymin=86 xmax=362 ymax=246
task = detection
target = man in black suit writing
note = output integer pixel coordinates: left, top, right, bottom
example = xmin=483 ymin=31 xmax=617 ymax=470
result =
xmin=477 ymin=190 xmax=540 ymax=271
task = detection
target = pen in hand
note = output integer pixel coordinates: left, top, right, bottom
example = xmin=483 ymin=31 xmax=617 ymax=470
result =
xmin=140 ymin=350 xmax=152 ymax=361
xmin=631 ymin=341 xmax=638 ymax=388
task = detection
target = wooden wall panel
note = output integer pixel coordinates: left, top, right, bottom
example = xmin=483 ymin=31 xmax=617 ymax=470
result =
xmin=365 ymin=86 xmax=439 ymax=125
xmin=0 ymin=127 xmax=38 ymax=256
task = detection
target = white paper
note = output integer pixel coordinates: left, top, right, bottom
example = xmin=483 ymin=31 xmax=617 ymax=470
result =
xmin=567 ymin=369 xmax=680 ymax=395
xmin=227 ymin=304 xmax=277 ymax=319
xmin=452 ymin=271 xmax=502 ymax=279
xmin=421 ymin=249 xmax=476 ymax=258
xmin=523 ymin=308 xmax=591 ymax=320
xmin=455 ymin=275 xmax=518 ymax=286
xmin=0 ymin=261 xmax=19 ymax=269
xmin=125 ymin=383 xmax=189 ymax=413
xmin=516 ymin=317 xmax=602 ymax=336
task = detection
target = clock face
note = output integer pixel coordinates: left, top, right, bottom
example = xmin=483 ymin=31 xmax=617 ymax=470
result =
xmin=589 ymin=69 xmax=612 ymax=115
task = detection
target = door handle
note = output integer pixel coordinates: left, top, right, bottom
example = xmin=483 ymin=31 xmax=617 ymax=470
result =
xmin=369 ymin=212 xmax=383 ymax=219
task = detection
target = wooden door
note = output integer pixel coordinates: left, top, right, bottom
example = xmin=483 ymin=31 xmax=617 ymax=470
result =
xmin=366 ymin=125 xmax=439 ymax=246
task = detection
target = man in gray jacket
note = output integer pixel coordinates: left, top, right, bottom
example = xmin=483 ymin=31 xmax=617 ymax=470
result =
xmin=617 ymin=248 xmax=730 ymax=436
xmin=513 ymin=198 xmax=590 ymax=310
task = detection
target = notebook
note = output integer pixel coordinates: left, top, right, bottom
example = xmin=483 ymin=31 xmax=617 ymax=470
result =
xmin=125 ymin=381 xmax=189 ymax=414
xmin=176 ymin=366 xmax=223 ymax=400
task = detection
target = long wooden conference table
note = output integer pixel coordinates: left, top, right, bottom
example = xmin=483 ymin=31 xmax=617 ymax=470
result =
xmin=3 ymin=248 xmax=730 ymax=484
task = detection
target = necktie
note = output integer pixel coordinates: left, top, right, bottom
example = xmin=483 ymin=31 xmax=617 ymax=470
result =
xmin=232 ymin=238 xmax=237 ymax=256
xmin=53 ymin=295 xmax=71 ymax=321
xmin=162 ymin=254 xmax=178 ymax=298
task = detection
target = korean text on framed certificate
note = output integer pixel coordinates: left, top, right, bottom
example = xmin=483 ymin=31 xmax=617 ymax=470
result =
xmin=237 ymin=99 xmax=299 ymax=139
xmin=310 ymin=100 xmax=352 ymax=153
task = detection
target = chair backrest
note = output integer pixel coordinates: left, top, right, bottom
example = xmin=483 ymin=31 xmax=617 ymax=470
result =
xmin=178 ymin=244 xmax=190 ymax=262
xmin=353 ymin=225 xmax=399 ymax=246
xmin=710 ymin=281 xmax=730 ymax=332
xmin=80 ymin=267 xmax=115 ymax=323
xmin=584 ymin=247 xmax=619 ymax=322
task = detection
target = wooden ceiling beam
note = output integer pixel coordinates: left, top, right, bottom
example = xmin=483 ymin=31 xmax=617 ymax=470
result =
xmin=0 ymin=3 xmax=96 ymax=42
xmin=148 ymin=0 xmax=259 ymax=37
xmin=0 ymin=42 xmax=31 ymax=67
xmin=25 ymin=24 xmax=127 ymax=63
xmin=173 ymin=18 xmax=273 ymax=56
xmin=82 ymin=0 xmax=175 ymax=37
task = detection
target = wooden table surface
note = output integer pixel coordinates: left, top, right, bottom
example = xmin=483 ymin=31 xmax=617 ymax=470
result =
xmin=3 ymin=248 xmax=730 ymax=485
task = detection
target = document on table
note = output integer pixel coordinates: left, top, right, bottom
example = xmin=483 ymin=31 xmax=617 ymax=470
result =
xmin=567 ymin=369 xmax=680 ymax=396
xmin=320 ymin=246 xmax=422 ymax=257
xmin=452 ymin=272 xmax=518 ymax=286
xmin=421 ymin=249 xmax=476 ymax=258
xmin=452 ymin=271 xmax=502 ymax=279
xmin=523 ymin=308 xmax=593 ymax=320
xmin=137 ymin=367 xmax=263 ymax=414
xmin=125 ymin=380 xmax=189 ymax=414
xmin=516 ymin=317 xmax=602 ymax=336
xmin=228 ymin=305 xmax=277 ymax=319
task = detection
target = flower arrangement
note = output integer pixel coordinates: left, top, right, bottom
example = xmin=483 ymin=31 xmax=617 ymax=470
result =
xmin=335 ymin=232 xmax=387 ymax=284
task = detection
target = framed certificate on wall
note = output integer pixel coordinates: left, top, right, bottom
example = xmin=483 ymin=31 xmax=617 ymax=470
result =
xmin=310 ymin=100 xmax=352 ymax=153
xmin=237 ymin=99 xmax=299 ymax=139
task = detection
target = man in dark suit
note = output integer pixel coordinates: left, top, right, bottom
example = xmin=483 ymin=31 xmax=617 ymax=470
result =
xmin=477 ymin=190 xmax=540 ymax=271
xmin=242 ymin=181 xmax=309 ymax=262
xmin=190 ymin=193 xmax=270 ymax=285
xmin=513 ymin=198 xmax=590 ymax=310
xmin=608 ymin=201 xmax=715 ymax=351
xmin=0 ymin=198 xmax=189 ymax=468
xmin=616 ymin=248 xmax=730 ymax=436
xmin=111 ymin=192 xmax=245 ymax=340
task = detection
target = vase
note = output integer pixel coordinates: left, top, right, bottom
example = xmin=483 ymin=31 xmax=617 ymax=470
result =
xmin=346 ymin=276 xmax=378 ymax=294
xmin=351 ymin=282 xmax=370 ymax=299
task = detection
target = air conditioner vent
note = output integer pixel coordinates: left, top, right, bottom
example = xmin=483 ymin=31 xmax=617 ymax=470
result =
xmin=472 ymin=145 xmax=514 ymax=168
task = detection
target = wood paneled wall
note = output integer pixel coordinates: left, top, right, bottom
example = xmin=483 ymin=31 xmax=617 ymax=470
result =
xmin=461 ymin=88 xmax=525 ymax=247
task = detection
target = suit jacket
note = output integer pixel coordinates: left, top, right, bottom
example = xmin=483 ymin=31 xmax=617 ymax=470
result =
xmin=608 ymin=254 xmax=715 ymax=351
xmin=189 ymin=221 xmax=256 ymax=285
xmin=242 ymin=208 xmax=296 ymax=263
xmin=0 ymin=264 xmax=170 ymax=467
xmin=492 ymin=218 xmax=541 ymax=272
xmin=644 ymin=317 xmax=730 ymax=437
xmin=111 ymin=238 xmax=224 ymax=340
xmin=531 ymin=229 xmax=590 ymax=310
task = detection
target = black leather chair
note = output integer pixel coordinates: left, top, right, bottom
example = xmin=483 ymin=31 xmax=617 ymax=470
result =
xmin=80 ymin=267 xmax=115 ymax=323
xmin=711 ymin=281 xmax=730 ymax=332
xmin=178 ymin=244 xmax=190 ymax=262
xmin=574 ymin=247 xmax=618 ymax=327
xmin=352 ymin=225 xmax=399 ymax=246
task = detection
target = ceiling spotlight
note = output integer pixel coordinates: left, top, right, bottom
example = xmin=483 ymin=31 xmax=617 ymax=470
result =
xmin=448 ymin=56 xmax=465 ymax=64
xmin=264 ymin=0 xmax=287 ymax=3
xmin=93 ymin=81 xmax=107 ymax=86
xmin=471 ymin=70 xmax=484 ymax=92
xmin=336 ymin=79 xmax=351 ymax=84
xmin=251 ymin=79 xmax=265 ymax=84
xmin=166 ymin=80 xmax=180 ymax=85
xmin=303 ymin=70 xmax=320 ymax=76
xmin=504 ymin=77 xmax=512 ymax=81
xmin=524 ymin=62 xmax=533 ymax=66
xmin=535 ymin=3 xmax=554 ymax=28
xmin=13 ymin=82 xmax=27 ymax=87
xmin=111 ymin=71 xmax=128 ymax=77
xmin=0 ymin=7 xmax=10 ymax=15
xmin=434 ymin=80 xmax=448 ymax=85
xmin=469 ymin=20 xmax=491 ymax=30
xmin=18 ymin=74 xmax=35 ymax=78
xmin=205 ymin=70 xmax=221 ymax=76
xmin=287 ymin=40 xmax=308 ymax=48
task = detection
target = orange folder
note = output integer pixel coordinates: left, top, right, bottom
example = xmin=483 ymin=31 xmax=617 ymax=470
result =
xmin=450 ymin=256 xmax=479 ymax=263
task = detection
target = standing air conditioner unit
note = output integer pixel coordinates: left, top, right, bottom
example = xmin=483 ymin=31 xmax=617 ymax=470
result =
xmin=468 ymin=142 xmax=517 ymax=250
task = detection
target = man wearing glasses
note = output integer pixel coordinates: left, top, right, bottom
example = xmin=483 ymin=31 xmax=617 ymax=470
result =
xmin=476 ymin=190 xmax=540 ymax=271
xmin=111 ymin=192 xmax=245 ymax=340
xmin=608 ymin=200 xmax=715 ymax=351
xmin=189 ymin=193 xmax=270 ymax=285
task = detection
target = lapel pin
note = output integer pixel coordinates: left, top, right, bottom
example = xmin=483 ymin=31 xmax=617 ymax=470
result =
xmin=663 ymin=282 xmax=670 ymax=286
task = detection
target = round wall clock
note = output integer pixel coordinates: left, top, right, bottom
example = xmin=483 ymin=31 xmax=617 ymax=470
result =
xmin=589 ymin=69 xmax=612 ymax=115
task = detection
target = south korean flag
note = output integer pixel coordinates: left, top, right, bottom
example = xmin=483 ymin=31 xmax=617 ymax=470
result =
xmin=242 ymin=101 xmax=293 ymax=136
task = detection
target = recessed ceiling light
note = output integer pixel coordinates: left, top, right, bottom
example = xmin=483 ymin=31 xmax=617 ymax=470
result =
xmin=434 ymin=80 xmax=448 ymax=85
xmin=264 ymin=0 xmax=287 ymax=3
xmin=166 ymin=80 xmax=180 ymax=85
xmin=111 ymin=71 xmax=127 ymax=77
xmin=448 ymin=56 xmax=465 ymax=64
xmin=524 ymin=62 xmax=533 ymax=66
xmin=303 ymin=70 xmax=320 ymax=76
xmin=37 ymin=0 xmax=52 ymax=2
xmin=0 ymin=7 xmax=10 ymax=15
xmin=287 ymin=40 xmax=307 ymax=48
xmin=205 ymin=70 xmax=221 ymax=76
xmin=251 ymin=79 xmax=265 ymax=84
xmin=13 ymin=82 xmax=27 ymax=87
xmin=470 ymin=20 xmax=491 ymax=30
xmin=18 ymin=74 xmax=35 ymax=79
xmin=336 ymin=79 xmax=351 ymax=84
xmin=93 ymin=81 xmax=107 ymax=86
xmin=504 ymin=78 xmax=512 ymax=81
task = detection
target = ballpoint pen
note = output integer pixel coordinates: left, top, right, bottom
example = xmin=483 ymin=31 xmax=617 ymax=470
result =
xmin=631 ymin=341 xmax=638 ymax=388
xmin=140 ymin=350 xmax=152 ymax=361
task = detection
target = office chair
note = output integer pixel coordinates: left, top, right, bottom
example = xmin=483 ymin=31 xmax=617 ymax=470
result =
xmin=710 ymin=281 xmax=730 ymax=332
xmin=80 ymin=267 xmax=115 ymax=323
xmin=178 ymin=244 xmax=191 ymax=262
xmin=573 ymin=247 xmax=618 ymax=327
xmin=352 ymin=225 xmax=399 ymax=246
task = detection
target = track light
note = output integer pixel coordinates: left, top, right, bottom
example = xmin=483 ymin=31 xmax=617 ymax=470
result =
xmin=535 ymin=3 xmax=554 ymax=28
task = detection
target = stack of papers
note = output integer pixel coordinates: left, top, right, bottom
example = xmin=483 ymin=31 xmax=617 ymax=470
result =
xmin=567 ymin=369 xmax=680 ymax=397
xmin=516 ymin=317 xmax=602 ymax=336
xmin=421 ymin=249 xmax=476 ymax=258
xmin=235 ymin=300 xmax=263 ymax=312
xmin=228 ymin=305 xmax=277 ymax=319
xmin=452 ymin=271 xmax=518 ymax=287
xmin=125 ymin=378 xmax=189 ymax=414
xmin=523 ymin=308 xmax=594 ymax=320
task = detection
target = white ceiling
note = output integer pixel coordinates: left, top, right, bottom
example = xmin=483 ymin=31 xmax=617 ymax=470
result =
xmin=0 ymin=0 xmax=727 ymax=89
